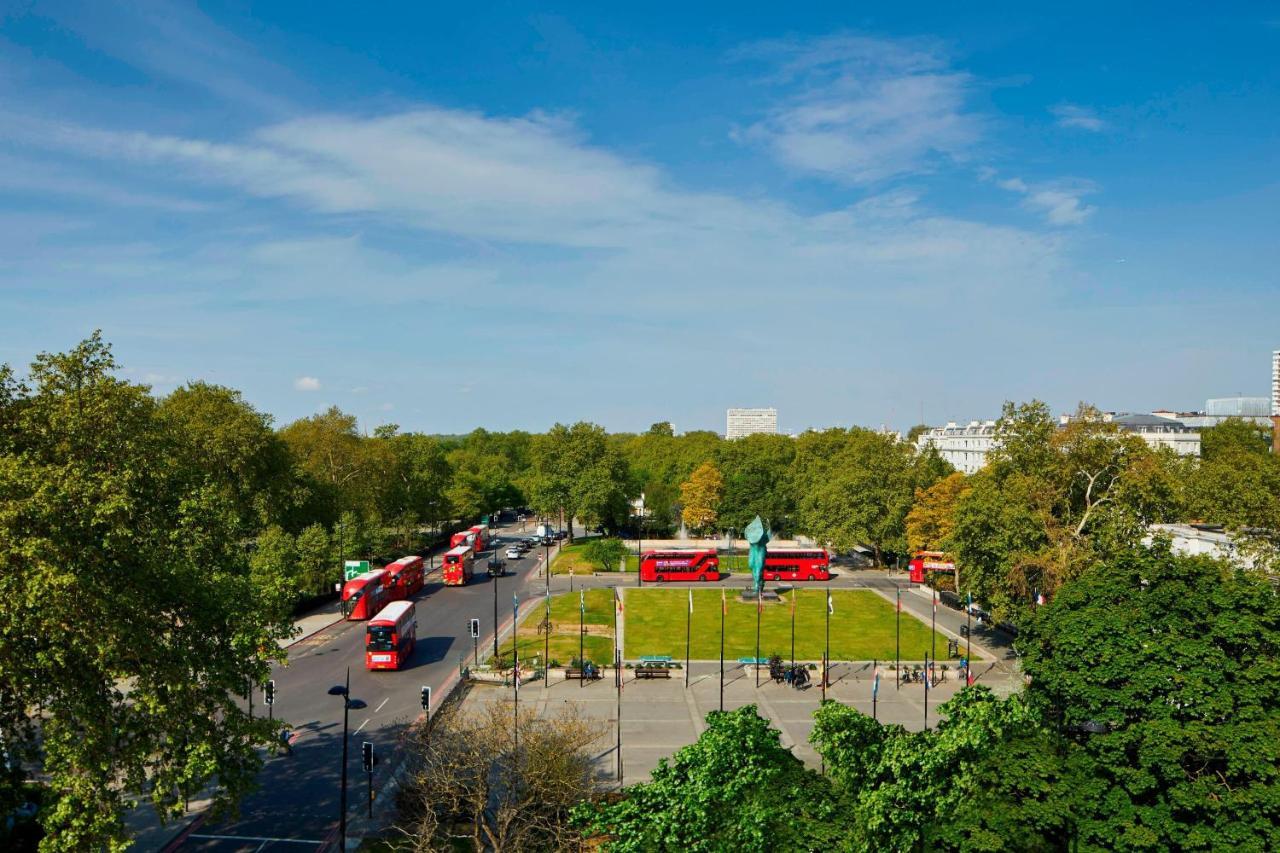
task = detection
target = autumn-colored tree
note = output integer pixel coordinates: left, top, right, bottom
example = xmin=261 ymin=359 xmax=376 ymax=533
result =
xmin=905 ymin=471 xmax=969 ymax=552
xmin=680 ymin=461 xmax=724 ymax=533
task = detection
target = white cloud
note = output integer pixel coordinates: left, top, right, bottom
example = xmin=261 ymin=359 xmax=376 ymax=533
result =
xmin=294 ymin=376 xmax=321 ymax=391
xmin=736 ymin=35 xmax=982 ymax=184
xmin=1051 ymin=104 xmax=1105 ymax=132
xmin=988 ymin=170 xmax=1097 ymax=227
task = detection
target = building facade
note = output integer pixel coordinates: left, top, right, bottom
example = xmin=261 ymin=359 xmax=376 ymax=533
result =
xmin=914 ymin=420 xmax=999 ymax=474
xmin=726 ymin=407 xmax=777 ymax=439
xmin=1273 ymin=350 xmax=1280 ymax=417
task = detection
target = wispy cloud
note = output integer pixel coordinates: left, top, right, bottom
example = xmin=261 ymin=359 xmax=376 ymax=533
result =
xmin=1051 ymin=103 xmax=1105 ymax=132
xmin=735 ymin=34 xmax=981 ymax=184
xmin=986 ymin=170 xmax=1097 ymax=226
xmin=294 ymin=376 xmax=321 ymax=391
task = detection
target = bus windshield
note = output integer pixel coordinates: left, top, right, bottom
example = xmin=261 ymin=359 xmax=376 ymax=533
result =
xmin=367 ymin=625 xmax=395 ymax=651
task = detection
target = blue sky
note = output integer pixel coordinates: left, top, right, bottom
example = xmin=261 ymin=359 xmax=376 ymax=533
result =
xmin=2 ymin=2 xmax=1277 ymax=434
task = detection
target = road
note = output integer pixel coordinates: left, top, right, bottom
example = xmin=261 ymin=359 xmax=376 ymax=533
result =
xmin=171 ymin=540 xmax=1016 ymax=851
xmin=175 ymin=520 xmax=569 ymax=852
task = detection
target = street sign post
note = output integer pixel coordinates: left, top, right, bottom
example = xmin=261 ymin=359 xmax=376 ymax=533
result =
xmin=344 ymin=560 xmax=370 ymax=581
xmin=469 ymin=618 xmax=480 ymax=664
xmin=361 ymin=741 xmax=376 ymax=818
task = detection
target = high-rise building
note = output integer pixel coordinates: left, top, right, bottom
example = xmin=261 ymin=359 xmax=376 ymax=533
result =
xmin=726 ymin=407 xmax=777 ymax=439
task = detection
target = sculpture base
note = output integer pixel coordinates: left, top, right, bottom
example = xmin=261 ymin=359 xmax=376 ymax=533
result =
xmin=740 ymin=589 xmax=781 ymax=603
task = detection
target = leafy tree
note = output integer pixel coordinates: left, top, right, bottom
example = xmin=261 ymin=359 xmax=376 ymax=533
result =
xmin=1018 ymin=544 xmax=1280 ymax=851
xmin=158 ymin=382 xmax=300 ymax=534
xmin=0 ymin=334 xmax=288 ymax=851
xmin=530 ymin=422 xmax=631 ymax=538
xmin=446 ymin=445 xmax=518 ymax=522
xmin=680 ymin=461 xmax=724 ymax=534
xmin=249 ymin=526 xmax=301 ymax=624
xmin=574 ymin=705 xmax=842 ymax=852
xmin=1200 ymin=417 xmax=1274 ymax=461
xmin=716 ymin=433 xmax=796 ymax=534
xmin=582 ymin=537 xmax=628 ymax=571
xmin=646 ymin=421 xmax=674 ymax=437
xmin=295 ymin=522 xmax=334 ymax=596
xmin=794 ymin=429 xmax=914 ymax=563
xmin=278 ymin=406 xmax=374 ymax=521
xmin=905 ymin=423 xmax=931 ymax=444
xmin=905 ymin=471 xmax=969 ymax=553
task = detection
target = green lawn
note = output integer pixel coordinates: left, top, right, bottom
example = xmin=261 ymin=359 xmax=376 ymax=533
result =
xmin=496 ymin=587 xmax=617 ymax=667
xmin=622 ymin=588 xmax=968 ymax=662
xmin=551 ymin=545 xmax=757 ymax=575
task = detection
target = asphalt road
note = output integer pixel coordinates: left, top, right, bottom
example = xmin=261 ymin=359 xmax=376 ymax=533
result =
xmin=176 ymin=520 xmax=567 ymax=852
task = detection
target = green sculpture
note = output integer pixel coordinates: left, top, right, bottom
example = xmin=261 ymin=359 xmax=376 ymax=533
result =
xmin=744 ymin=515 xmax=771 ymax=594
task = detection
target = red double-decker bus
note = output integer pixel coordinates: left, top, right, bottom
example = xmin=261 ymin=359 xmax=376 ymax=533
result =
xmin=442 ymin=545 xmax=474 ymax=586
xmin=365 ymin=600 xmax=417 ymax=671
xmin=639 ymin=549 xmax=720 ymax=582
xmin=449 ymin=525 xmax=489 ymax=552
xmin=908 ymin=551 xmax=955 ymax=584
xmin=384 ymin=555 xmax=425 ymax=600
xmin=762 ymin=549 xmax=831 ymax=582
xmin=343 ymin=569 xmax=391 ymax=620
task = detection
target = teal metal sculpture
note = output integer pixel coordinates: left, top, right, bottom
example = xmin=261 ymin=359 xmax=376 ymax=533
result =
xmin=744 ymin=515 xmax=770 ymax=594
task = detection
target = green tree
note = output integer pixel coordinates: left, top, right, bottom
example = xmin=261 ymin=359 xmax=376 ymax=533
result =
xmin=278 ymin=406 xmax=373 ymax=521
xmin=1019 ymin=544 xmax=1280 ymax=850
xmin=716 ymin=433 xmax=796 ymax=534
xmin=249 ymin=526 xmax=301 ymax=624
xmin=0 ymin=334 xmax=288 ymax=851
xmin=680 ymin=461 xmax=724 ymax=534
xmin=530 ymin=422 xmax=631 ymax=538
xmin=1200 ymin=417 xmax=1274 ymax=461
xmin=582 ymin=537 xmax=628 ymax=571
xmin=574 ymin=705 xmax=842 ymax=851
xmin=295 ymin=522 xmax=334 ymax=596
xmin=158 ymin=382 xmax=301 ymax=534
xmin=905 ymin=471 xmax=969 ymax=553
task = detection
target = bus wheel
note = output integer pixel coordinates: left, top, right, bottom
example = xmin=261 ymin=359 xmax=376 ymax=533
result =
xmin=699 ymin=574 xmax=709 ymax=581
xmin=656 ymin=574 xmax=664 ymax=583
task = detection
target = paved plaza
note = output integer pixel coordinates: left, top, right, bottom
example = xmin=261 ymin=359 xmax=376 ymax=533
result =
xmin=464 ymin=656 xmax=1023 ymax=786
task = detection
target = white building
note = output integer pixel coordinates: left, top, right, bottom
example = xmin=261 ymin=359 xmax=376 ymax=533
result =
xmin=914 ymin=420 xmax=999 ymax=474
xmin=726 ymin=407 xmax=777 ymax=439
xmin=1145 ymin=524 xmax=1258 ymax=570
xmin=1273 ymin=350 xmax=1280 ymax=417
xmin=1156 ymin=397 xmax=1271 ymax=430
xmin=1105 ymin=413 xmax=1201 ymax=456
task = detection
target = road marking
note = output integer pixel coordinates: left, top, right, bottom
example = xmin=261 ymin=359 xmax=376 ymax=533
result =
xmin=375 ymin=697 xmax=389 ymax=713
xmin=353 ymin=717 xmax=370 ymax=735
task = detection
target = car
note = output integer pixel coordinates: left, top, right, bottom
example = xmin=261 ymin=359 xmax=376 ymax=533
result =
xmin=553 ymin=530 xmax=568 ymax=540
xmin=523 ymin=537 xmax=540 ymax=547
xmin=487 ymin=558 xmax=505 ymax=577
xmin=505 ymin=547 xmax=523 ymax=559
xmin=540 ymin=536 xmax=554 ymax=546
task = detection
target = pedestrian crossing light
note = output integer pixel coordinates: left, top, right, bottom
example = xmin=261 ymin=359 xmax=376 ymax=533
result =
xmin=468 ymin=618 xmax=480 ymax=638
xmin=361 ymin=741 xmax=375 ymax=773
xmin=264 ymin=679 xmax=275 ymax=706
xmin=420 ymin=685 xmax=431 ymax=714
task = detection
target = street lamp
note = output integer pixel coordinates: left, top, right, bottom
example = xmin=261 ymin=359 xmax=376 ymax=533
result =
xmin=327 ymin=669 xmax=367 ymax=852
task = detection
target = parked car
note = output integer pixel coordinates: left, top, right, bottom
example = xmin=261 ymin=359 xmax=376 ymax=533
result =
xmin=553 ymin=530 xmax=568 ymax=540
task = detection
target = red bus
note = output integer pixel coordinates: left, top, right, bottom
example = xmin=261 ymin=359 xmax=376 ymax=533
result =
xmin=384 ymin=555 xmax=425 ymax=600
xmin=450 ymin=526 xmax=489 ymax=551
xmin=639 ymin=549 xmax=720 ymax=583
xmin=343 ymin=569 xmax=392 ymax=620
xmin=762 ymin=549 xmax=831 ymax=582
xmin=442 ymin=545 xmax=474 ymax=586
xmin=908 ymin=551 xmax=955 ymax=584
xmin=365 ymin=600 xmax=417 ymax=671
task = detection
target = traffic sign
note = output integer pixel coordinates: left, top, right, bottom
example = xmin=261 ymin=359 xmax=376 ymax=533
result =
xmin=344 ymin=560 xmax=370 ymax=581
xmin=468 ymin=618 xmax=480 ymax=638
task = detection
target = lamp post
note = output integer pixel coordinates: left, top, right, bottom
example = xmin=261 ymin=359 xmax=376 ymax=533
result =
xmin=635 ymin=512 xmax=642 ymax=588
xmin=493 ymin=563 xmax=500 ymax=662
xmin=327 ymin=669 xmax=367 ymax=852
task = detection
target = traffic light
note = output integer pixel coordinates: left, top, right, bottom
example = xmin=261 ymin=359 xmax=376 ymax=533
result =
xmin=420 ymin=685 xmax=432 ymax=714
xmin=361 ymin=741 xmax=375 ymax=773
xmin=264 ymin=680 xmax=275 ymax=706
xmin=468 ymin=618 xmax=480 ymax=638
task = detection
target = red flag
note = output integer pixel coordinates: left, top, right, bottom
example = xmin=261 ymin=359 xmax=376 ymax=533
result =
xmin=721 ymin=587 xmax=727 ymax=616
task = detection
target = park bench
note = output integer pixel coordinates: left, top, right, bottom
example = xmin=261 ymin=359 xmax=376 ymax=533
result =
xmin=639 ymin=655 xmax=673 ymax=665
xmin=565 ymin=666 xmax=601 ymax=682
xmin=737 ymin=656 xmax=767 ymax=665
xmin=634 ymin=666 xmax=671 ymax=679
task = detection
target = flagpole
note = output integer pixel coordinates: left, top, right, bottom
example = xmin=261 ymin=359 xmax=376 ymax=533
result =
xmin=823 ymin=589 xmax=830 ymax=703
xmin=616 ymin=645 xmax=623 ymax=783
xmin=790 ymin=589 xmax=796 ymax=679
xmin=895 ymin=584 xmax=901 ymax=691
xmin=966 ymin=591 xmax=973 ymax=686
xmin=685 ymin=589 xmax=691 ymax=689
xmin=755 ymin=588 xmax=762 ymax=688
xmin=872 ymin=664 xmax=879 ymax=721
xmin=719 ymin=588 xmax=725 ymax=712
xmin=931 ymin=588 xmax=937 ymax=663
xmin=924 ymin=653 xmax=929 ymax=730
xmin=579 ymin=591 xmax=585 ymax=689
xmin=544 ymin=591 xmax=550 ymax=688
xmin=513 ymin=594 xmax=519 ymax=751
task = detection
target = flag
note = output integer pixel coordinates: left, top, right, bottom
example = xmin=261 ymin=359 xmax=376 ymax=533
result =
xmin=513 ymin=593 xmax=519 ymax=620
xmin=827 ymin=589 xmax=833 ymax=615
xmin=1035 ymin=589 xmax=1045 ymax=606
xmin=967 ymin=590 xmax=973 ymax=612
xmin=688 ymin=588 xmax=693 ymax=614
xmin=790 ymin=590 xmax=796 ymax=614
xmin=872 ymin=670 xmax=880 ymax=699
xmin=721 ymin=587 xmax=727 ymax=616
xmin=933 ymin=591 xmax=938 ymax=615
xmin=580 ymin=589 xmax=585 ymax=615
xmin=615 ymin=586 xmax=624 ymax=613
xmin=896 ymin=587 xmax=902 ymax=612
xmin=757 ymin=590 xmax=763 ymax=614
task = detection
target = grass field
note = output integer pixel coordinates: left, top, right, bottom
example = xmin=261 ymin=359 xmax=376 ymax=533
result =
xmin=622 ymin=588 xmax=967 ymax=662
xmin=496 ymin=587 xmax=618 ymax=667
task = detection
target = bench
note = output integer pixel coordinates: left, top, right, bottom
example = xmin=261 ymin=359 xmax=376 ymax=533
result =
xmin=565 ymin=667 xmax=601 ymax=681
xmin=737 ymin=656 xmax=768 ymax=665
xmin=639 ymin=655 xmax=673 ymax=664
xmin=634 ymin=666 xmax=671 ymax=679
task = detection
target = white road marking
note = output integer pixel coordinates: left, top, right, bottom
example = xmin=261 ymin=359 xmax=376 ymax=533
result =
xmin=353 ymin=717 xmax=370 ymax=735
xmin=375 ymin=697 xmax=389 ymax=713
xmin=189 ymin=834 xmax=322 ymax=845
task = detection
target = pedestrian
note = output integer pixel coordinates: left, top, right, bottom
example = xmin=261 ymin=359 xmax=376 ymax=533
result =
xmin=278 ymin=726 xmax=293 ymax=756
